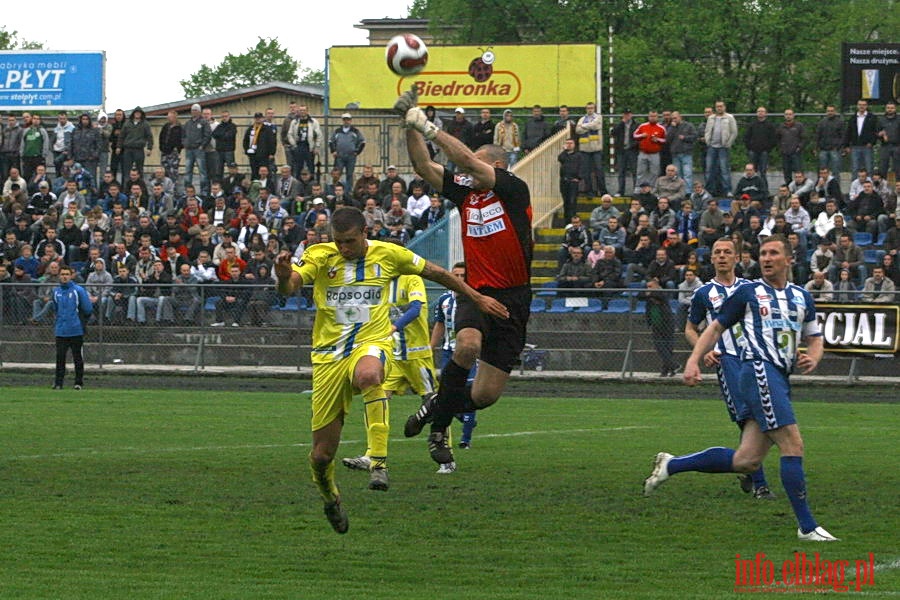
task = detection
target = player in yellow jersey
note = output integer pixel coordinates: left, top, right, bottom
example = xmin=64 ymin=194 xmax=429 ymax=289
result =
xmin=341 ymin=272 xmax=452 ymax=475
xmin=274 ymin=207 xmax=508 ymax=534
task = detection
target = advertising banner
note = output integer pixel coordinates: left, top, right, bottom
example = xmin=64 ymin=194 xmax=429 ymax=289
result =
xmin=0 ymin=51 xmax=104 ymax=110
xmin=815 ymin=303 xmax=899 ymax=354
xmin=329 ymin=44 xmax=597 ymax=110
xmin=840 ymin=43 xmax=899 ymax=107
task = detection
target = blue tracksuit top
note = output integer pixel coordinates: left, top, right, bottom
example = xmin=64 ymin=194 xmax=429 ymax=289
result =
xmin=49 ymin=281 xmax=92 ymax=337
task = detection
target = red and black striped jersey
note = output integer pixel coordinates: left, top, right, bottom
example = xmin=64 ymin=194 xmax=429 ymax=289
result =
xmin=442 ymin=168 xmax=533 ymax=290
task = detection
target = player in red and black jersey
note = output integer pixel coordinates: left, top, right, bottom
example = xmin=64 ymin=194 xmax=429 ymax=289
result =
xmin=395 ymin=86 xmax=533 ymax=467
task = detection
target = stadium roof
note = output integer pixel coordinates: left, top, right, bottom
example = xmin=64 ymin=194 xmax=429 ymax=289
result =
xmin=141 ymin=82 xmax=324 ymax=117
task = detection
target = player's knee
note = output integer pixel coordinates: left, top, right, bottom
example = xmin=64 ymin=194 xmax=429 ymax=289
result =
xmin=310 ymin=446 xmax=335 ymax=465
xmin=354 ymin=370 xmax=383 ymax=391
xmin=454 ymin=339 xmax=480 ymax=364
xmin=732 ymin=449 xmax=763 ymax=473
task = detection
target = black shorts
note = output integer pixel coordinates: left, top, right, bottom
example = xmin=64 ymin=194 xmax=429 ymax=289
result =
xmin=454 ymin=285 xmax=531 ymax=373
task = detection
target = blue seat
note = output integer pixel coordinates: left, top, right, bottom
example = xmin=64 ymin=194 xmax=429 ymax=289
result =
xmin=854 ymin=232 xmax=873 ymax=247
xmin=536 ymin=281 xmax=557 ymax=297
xmin=203 ymin=296 xmax=220 ymax=311
xmin=718 ymin=198 xmax=732 ymax=213
xmin=875 ymin=232 xmax=887 ymax=247
xmin=69 ymin=261 xmax=86 ymax=273
xmin=695 ymin=247 xmax=709 ymax=263
xmin=546 ymin=298 xmax=573 ymax=313
xmin=605 ymin=298 xmax=630 ymax=313
xmin=863 ymin=249 xmax=883 ymax=264
xmin=530 ymin=298 xmax=546 ymax=313
xmin=631 ymin=300 xmax=646 ymax=314
xmin=575 ymin=298 xmax=604 ymax=313
xmin=669 ymin=299 xmax=681 ymax=313
xmin=279 ymin=296 xmax=307 ymax=311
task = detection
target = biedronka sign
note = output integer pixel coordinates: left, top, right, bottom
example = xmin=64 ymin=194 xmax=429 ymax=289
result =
xmin=328 ymin=44 xmax=597 ymax=110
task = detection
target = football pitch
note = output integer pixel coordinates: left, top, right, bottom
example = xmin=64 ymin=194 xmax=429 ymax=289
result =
xmin=0 ymin=384 xmax=897 ymax=599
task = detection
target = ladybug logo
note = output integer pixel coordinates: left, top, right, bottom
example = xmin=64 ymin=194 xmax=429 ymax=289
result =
xmin=328 ymin=266 xmax=338 ymax=279
xmin=468 ymin=47 xmax=495 ymax=82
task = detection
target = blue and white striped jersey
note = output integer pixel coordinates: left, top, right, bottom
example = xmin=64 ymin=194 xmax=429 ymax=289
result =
xmin=432 ymin=291 xmax=458 ymax=352
xmin=716 ymin=280 xmax=822 ymax=373
xmin=688 ymin=277 xmax=749 ymax=357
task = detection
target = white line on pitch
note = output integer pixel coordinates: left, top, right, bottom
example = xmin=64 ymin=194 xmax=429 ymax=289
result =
xmin=5 ymin=426 xmax=649 ymax=461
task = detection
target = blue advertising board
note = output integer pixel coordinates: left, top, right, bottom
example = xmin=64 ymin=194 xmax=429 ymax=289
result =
xmin=0 ymin=51 xmax=105 ymax=110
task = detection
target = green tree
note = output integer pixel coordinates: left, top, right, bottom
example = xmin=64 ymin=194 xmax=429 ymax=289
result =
xmin=412 ymin=0 xmax=899 ymax=113
xmin=0 ymin=26 xmax=43 ymax=50
xmin=180 ymin=37 xmax=323 ymax=97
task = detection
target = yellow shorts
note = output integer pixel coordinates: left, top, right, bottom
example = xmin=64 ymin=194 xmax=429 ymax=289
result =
xmin=383 ymin=355 xmax=437 ymax=396
xmin=310 ymin=342 xmax=392 ymax=431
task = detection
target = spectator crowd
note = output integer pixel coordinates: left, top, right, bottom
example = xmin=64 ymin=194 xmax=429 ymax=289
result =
xmin=0 ymin=103 xmax=458 ymax=328
xmin=555 ymin=99 xmax=900 ymax=305
xmin=1 ymin=98 xmax=899 ymax=332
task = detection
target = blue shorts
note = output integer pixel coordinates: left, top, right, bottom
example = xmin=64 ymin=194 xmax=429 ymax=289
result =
xmin=716 ymin=354 xmax=751 ymax=424
xmin=738 ymin=359 xmax=796 ymax=432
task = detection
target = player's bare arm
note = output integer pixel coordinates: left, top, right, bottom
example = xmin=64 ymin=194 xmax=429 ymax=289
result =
xmin=683 ymin=320 xmax=725 ymax=386
xmin=685 ymin=320 xmax=721 ymax=367
xmin=396 ymin=84 xmax=494 ymax=190
xmin=796 ymin=335 xmax=823 ymax=375
xmin=420 ymin=261 xmax=509 ymax=320
xmin=274 ymin=250 xmax=302 ymax=296
xmin=433 ymin=131 xmax=496 ymax=190
xmin=405 ymin=128 xmax=444 ymax=192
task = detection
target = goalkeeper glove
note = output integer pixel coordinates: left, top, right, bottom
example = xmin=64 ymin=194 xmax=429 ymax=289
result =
xmin=405 ymin=107 xmax=439 ymax=141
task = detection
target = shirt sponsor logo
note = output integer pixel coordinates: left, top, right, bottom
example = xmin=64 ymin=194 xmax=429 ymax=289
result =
xmin=325 ymin=285 xmax=382 ymax=306
xmin=467 ymin=219 xmax=507 ymax=237
xmin=762 ymin=319 xmax=801 ymax=331
xmin=466 ymin=200 xmax=505 ymax=225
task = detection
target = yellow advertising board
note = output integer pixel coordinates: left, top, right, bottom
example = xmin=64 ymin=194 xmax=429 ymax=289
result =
xmin=328 ymin=44 xmax=597 ymax=110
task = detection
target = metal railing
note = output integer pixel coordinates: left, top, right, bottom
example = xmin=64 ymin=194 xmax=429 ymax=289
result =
xmin=509 ymin=128 xmax=570 ymax=230
xmin=2 ymin=283 xmax=896 ymax=380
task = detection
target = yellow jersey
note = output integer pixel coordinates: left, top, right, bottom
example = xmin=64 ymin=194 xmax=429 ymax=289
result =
xmin=389 ymin=274 xmax=432 ymax=360
xmin=292 ymin=240 xmax=426 ymax=363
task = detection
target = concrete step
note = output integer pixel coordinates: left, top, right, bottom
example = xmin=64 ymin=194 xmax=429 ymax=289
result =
xmin=530 ymin=276 xmax=555 ymax=285
xmin=532 ymin=259 xmax=559 ymax=270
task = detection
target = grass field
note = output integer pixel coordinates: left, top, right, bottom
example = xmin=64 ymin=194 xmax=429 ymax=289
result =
xmin=0 ymin=385 xmax=897 ymax=599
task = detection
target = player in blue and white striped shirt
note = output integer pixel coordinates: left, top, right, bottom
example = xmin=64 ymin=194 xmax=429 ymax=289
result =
xmin=645 ymin=235 xmax=838 ymax=542
xmin=686 ymin=237 xmax=773 ymax=499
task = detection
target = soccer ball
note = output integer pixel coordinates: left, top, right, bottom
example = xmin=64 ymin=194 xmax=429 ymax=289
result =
xmin=385 ymin=34 xmax=429 ymax=77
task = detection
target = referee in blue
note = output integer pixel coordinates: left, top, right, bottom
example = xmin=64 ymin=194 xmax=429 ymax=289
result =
xmin=645 ymin=235 xmax=837 ymax=542
xmin=49 ymin=265 xmax=92 ymax=390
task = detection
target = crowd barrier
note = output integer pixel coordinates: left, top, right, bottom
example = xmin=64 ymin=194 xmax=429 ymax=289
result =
xmin=1 ymin=284 xmax=897 ymax=382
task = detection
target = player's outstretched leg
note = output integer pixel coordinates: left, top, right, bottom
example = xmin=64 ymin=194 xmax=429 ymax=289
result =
xmin=643 ymin=447 xmax=737 ymax=496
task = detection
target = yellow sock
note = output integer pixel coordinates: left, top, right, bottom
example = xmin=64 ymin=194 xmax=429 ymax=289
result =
xmin=309 ymin=453 xmax=339 ymax=503
xmin=362 ymin=385 xmax=389 ymax=469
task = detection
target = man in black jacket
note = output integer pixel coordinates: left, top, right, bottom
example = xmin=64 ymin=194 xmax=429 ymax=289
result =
xmin=816 ymin=105 xmax=844 ymax=178
xmin=558 ymin=138 xmax=583 ymax=222
xmin=743 ymin=107 xmax=776 ymax=192
xmin=243 ymin=112 xmax=277 ymax=179
xmin=612 ymin=109 xmax=638 ymax=196
xmin=845 ymin=99 xmax=879 ymax=175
